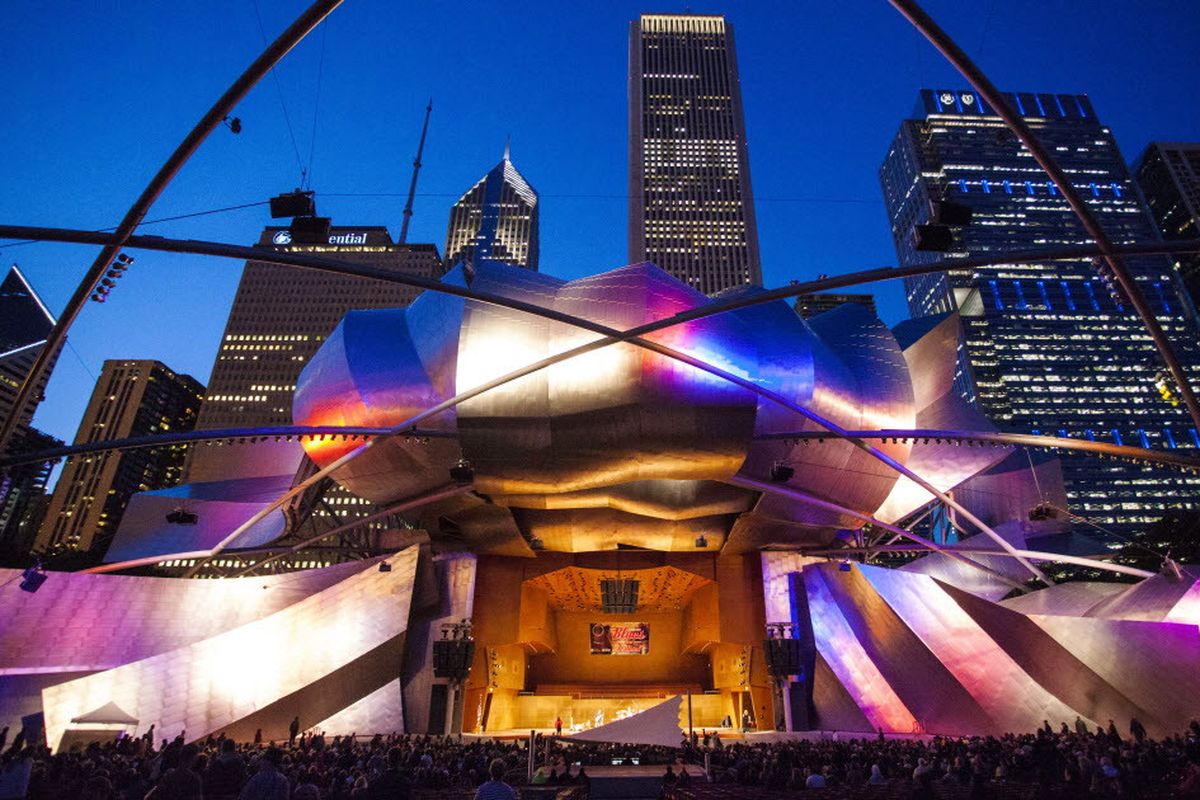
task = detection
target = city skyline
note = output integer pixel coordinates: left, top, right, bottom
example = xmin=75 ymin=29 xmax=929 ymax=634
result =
xmin=3 ymin=1 xmax=1199 ymax=469
xmin=880 ymin=88 xmax=1200 ymax=535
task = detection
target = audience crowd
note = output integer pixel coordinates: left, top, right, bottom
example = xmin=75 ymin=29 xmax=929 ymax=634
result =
xmin=0 ymin=718 xmax=1196 ymax=799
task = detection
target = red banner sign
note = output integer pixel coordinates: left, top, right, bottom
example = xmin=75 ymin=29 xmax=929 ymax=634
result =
xmin=590 ymin=622 xmax=650 ymax=655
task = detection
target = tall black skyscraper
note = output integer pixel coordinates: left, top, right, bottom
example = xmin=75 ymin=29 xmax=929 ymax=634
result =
xmin=1134 ymin=142 xmax=1200 ymax=323
xmin=880 ymin=89 xmax=1200 ymax=536
xmin=628 ymin=14 xmax=761 ymax=295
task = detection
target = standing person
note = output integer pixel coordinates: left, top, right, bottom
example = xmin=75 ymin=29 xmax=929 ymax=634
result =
xmin=1130 ymin=718 xmax=1147 ymax=744
xmin=367 ymin=746 xmax=410 ymax=800
xmin=474 ymin=759 xmax=517 ymax=800
xmin=147 ymin=743 xmax=203 ymax=799
xmin=239 ymin=748 xmax=289 ymax=799
xmin=289 ymin=716 xmax=301 ymax=746
xmin=1074 ymin=716 xmax=1088 ymax=735
xmin=555 ymin=716 xmax=563 ymax=736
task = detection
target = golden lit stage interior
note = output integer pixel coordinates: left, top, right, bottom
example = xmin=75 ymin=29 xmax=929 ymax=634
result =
xmin=463 ymin=552 xmax=771 ymax=735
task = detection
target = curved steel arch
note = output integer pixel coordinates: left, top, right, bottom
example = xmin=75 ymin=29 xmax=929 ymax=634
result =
xmin=728 ymin=476 xmax=1035 ymax=590
xmin=0 ymin=0 xmax=343 ymax=459
xmin=890 ymin=0 xmax=1200 ymax=433
xmin=9 ymin=424 xmax=1196 ymax=475
xmin=3 ymin=226 xmax=1199 ymax=342
xmin=0 ymin=425 xmax=451 ymax=469
xmin=756 ymin=429 xmax=1200 ymax=473
xmin=808 ymin=545 xmax=1155 ymax=580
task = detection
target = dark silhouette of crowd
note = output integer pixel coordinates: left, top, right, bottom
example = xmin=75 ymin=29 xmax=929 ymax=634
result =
xmin=684 ymin=719 xmax=1200 ymax=798
xmin=0 ymin=719 xmax=1197 ymax=799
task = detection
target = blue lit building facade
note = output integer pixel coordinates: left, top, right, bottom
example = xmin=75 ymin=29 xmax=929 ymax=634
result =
xmin=880 ymin=89 xmax=1200 ymax=536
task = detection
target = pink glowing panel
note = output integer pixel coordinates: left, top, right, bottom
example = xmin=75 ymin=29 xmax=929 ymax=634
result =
xmin=314 ymin=678 xmax=405 ymax=736
xmin=40 ymin=549 xmax=418 ymax=752
xmin=1165 ymin=578 xmax=1200 ymax=626
xmin=803 ymin=570 xmax=917 ymax=732
xmin=861 ymin=565 xmax=1076 ymax=732
xmin=0 ymin=560 xmax=371 ymax=674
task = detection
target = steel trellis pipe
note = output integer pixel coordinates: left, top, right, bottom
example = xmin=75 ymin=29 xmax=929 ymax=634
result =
xmin=889 ymin=0 xmax=1200 ymax=435
xmin=9 ymin=227 xmax=1195 ymax=579
xmin=0 ymin=0 xmax=343 ymax=459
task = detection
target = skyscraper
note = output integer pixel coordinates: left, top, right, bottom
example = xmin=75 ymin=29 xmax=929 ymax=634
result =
xmin=880 ymin=89 xmax=1200 ymax=536
xmin=0 ymin=266 xmax=61 ymax=451
xmin=0 ymin=427 xmax=61 ymax=560
xmin=628 ymin=13 xmax=762 ymax=295
xmin=1134 ymin=142 xmax=1200 ymax=321
xmin=192 ymin=225 xmax=442 ymax=434
xmin=183 ymin=223 xmax=443 ymax=540
xmin=445 ymin=148 xmax=539 ymax=271
xmin=35 ymin=360 xmax=203 ymax=556
xmin=1 ymin=266 xmax=64 ymax=558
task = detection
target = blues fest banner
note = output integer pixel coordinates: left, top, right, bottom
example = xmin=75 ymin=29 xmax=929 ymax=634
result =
xmin=590 ymin=622 xmax=650 ymax=655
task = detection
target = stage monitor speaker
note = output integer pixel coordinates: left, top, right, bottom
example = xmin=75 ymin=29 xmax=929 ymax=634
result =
xmin=763 ymin=638 xmax=806 ymax=677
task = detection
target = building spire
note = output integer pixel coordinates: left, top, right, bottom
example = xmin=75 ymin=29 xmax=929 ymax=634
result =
xmin=398 ymin=98 xmax=433 ymax=245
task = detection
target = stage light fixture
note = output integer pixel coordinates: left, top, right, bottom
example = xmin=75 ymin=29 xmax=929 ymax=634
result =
xmin=449 ymin=458 xmax=474 ymax=485
xmin=769 ymin=462 xmax=794 ymax=483
xmin=695 ymin=534 xmax=708 ymax=548
xmin=378 ymin=562 xmax=392 ymax=573
xmin=165 ymin=509 xmax=199 ymax=525
xmin=222 ymin=115 xmax=242 ymax=134
xmin=19 ymin=563 xmax=47 ymax=593
xmin=838 ymin=559 xmax=853 ymax=572
xmin=529 ymin=536 xmax=545 ymax=551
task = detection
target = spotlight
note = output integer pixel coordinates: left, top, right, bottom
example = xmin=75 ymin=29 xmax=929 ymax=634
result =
xmin=449 ymin=458 xmax=474 ymax=485
xmin=379 ymin=562 xmax=393 ymax=573
xmin=19 ymin=563 xmax=47 ymax=593
xmin=165 ymin=509 xmax=199 ymax=525
xmin=695 ymin=535 xmax=708 ymax=548
xmin=838 ymin=560 xmax=852 ymax=572
xmin=222 ymin=115 xmax=242 ymax=134
xmin=529 ymin=536 xmax=545 ymax=551
xmin=769 ymin=462 xmax=794 ymax=483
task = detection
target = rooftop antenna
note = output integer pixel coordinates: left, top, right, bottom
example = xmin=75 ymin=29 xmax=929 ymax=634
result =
xmin=398 ymin=99 xmax=433 ymax=245
xmin=503 ymin=135 xmax=511 ymax=162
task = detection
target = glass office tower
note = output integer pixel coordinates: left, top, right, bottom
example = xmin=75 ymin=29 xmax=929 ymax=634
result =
xmin=629 ymin=14 xmax=761 ymax=295
xmin=880 ymin=89 xmax=1200 ymax=537
xmin=1135 ymin=142 xmax=1200 ymax=323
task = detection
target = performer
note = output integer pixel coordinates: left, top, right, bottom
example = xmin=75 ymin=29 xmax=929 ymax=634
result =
xmin=555 ymin=715 xmax=563 ymax=736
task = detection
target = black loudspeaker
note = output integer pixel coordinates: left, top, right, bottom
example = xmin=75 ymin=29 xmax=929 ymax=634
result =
xmin=290 ymin=216 xmax=331 ymax=243
xmin=913 ymin=224 xmax=954 ymax=252
xmin=269 ymin=191 xmax=316 ymax=218
xmin=433 ymin=639 xmax=476 ymax=680
xmin=763 ymin=638 xmax=805 ymax=678
xmin=930 ymin=199 xmax=973 ymax=226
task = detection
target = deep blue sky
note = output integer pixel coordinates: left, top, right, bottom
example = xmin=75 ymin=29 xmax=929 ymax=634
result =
xmin=3 ymin=1 xmax=1199 ymax=455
